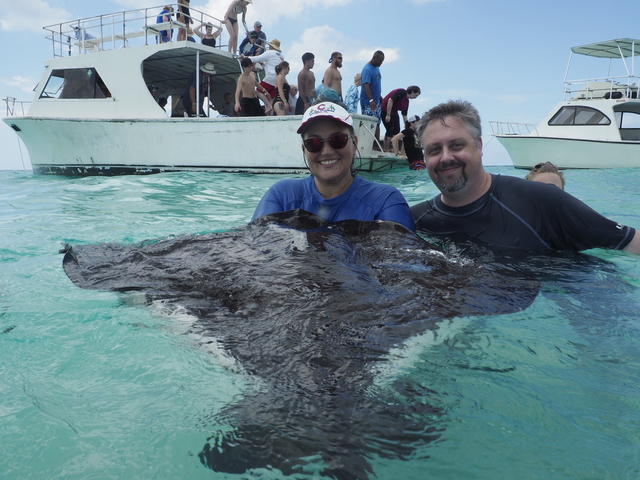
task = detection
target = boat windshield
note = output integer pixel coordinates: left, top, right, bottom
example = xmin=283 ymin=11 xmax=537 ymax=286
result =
xmin=40 ymin=68 xmax=111 ymax=99
xmin=548 ymin=106 xmax=610 ymax=126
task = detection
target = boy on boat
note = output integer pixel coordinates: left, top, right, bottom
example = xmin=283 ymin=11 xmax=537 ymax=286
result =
xmin=235 ymin=57 xmax=271 ymax=116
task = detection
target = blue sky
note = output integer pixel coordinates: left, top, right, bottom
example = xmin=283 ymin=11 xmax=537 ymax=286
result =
xmin=1 ymin=0 xmax=639 ymax=170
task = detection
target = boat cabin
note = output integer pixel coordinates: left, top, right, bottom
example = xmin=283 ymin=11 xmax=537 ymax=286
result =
xmin=30 ymin=6 xmax=241 ymax=120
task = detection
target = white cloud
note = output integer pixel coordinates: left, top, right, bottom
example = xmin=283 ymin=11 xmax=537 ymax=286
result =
xmin=0 ymin=0 xmax=68 ymax=33
xmin=3 ymin=75 xmax=38 ymax=93
xmin=285 ymin=26 xmax=400 ymax=88
xmin=499 ymin=94 xmax=526 ymax=104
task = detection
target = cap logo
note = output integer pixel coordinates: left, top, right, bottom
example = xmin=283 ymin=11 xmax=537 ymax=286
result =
xmin=309 ymin=103 xmax=336 ymax=118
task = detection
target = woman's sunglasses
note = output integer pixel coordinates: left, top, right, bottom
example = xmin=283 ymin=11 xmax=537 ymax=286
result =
xmin=303 ymin=133 xmax=352 ymax=153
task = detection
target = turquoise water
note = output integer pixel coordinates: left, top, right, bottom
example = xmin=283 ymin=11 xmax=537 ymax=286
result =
xmin=1 ymin=167 xmax=639 ymax=479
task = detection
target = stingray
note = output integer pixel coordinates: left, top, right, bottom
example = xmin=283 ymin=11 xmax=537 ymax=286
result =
xmin=61 ymin=209 xmax=539 ymax=479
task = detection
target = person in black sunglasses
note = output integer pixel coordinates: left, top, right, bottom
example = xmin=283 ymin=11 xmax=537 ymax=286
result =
xmin=251 ymin=101 xmax=415 ymax=231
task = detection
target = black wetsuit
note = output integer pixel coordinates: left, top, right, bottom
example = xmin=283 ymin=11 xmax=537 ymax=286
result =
xmin=411 ymin=174 xmax=636 ymax=252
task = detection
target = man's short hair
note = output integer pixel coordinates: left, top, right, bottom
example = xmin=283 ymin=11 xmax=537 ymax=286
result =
xmin=417 ymin=99 xmax=482 ymax=145
xmin=407 ymin=85 xmax=421 ymax=95
xmin=241 ymin=57 xmax=252 ymax=68
xmin=302 ymin=52 xmax=315 ymax=63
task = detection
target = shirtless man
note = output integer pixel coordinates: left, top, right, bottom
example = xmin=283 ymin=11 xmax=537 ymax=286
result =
xmin=322 ymin=52 xmax=343 ymax=98
xmin=296 ymin=52 xmax=316 ymax=115
xmin=235 ymin=57 xmax=271 ymax=116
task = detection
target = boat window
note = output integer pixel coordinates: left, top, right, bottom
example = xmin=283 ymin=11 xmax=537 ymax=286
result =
xmin=618 ymin=111 xmax=640 ymax=128
xmin=548 ymin=106 xmax=610 ymax=126
xmin=39 ymin=68 xmax=111 ymax=99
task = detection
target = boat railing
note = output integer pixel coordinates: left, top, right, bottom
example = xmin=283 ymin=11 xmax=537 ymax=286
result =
xmin=564 ymin=75 xmax=640 ymax=100
xmin=489 ymin=121 xmax=538 ymax=136
xmin=3 ymin=97 xmax=31 ymax=117
xmin=44 ymin=5 xmax=226 ymax=58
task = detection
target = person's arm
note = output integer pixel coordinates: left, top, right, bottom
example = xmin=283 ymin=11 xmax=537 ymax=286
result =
xmin=362 ymin=83 xmax=375 ymax=109
xmin=322 ymin=69 xmax=332 ymax=90
xmin=213 ymin=25 xmax=223 ymax=38
xmin=194 ymin=23 xmax=205 ymax=38
xmin=234 ymin=77 xmax=243 ymax=113
xmin=241 ymin=5 xmax=248 ymax=34
xmin=385 ymin=97 xmax=393 ymax=120
xmin=623 ymin=230 xmax=640 ymax=254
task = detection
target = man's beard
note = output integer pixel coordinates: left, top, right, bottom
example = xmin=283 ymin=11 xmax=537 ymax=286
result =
xmin=436 ymin=163 xmax=467 ymax=193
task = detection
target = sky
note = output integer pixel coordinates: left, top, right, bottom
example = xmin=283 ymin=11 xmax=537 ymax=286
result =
xmin=1 ymin=0 xmax=640 ymax=170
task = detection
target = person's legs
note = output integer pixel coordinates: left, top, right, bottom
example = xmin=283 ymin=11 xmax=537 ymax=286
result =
xmin=225 ymin=19 xmax=238 ymax=52
xmin=182 ymin=96 xmax=193 ymax=116
xmin=256 ymin=91 xmax=272 ymax=114
xmin=274 ymin=101 xmax=286 ymax=116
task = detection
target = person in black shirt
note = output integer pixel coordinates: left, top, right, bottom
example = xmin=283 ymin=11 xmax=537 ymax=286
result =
xmin=411 ymin=99 xmax=640 ymax=253
xmin=391 ymin=114 xmax=426 ymax=170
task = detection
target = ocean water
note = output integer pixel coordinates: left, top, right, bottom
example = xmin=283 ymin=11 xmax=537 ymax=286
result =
xmin=1 ymin=167 xmax=639 ymax=480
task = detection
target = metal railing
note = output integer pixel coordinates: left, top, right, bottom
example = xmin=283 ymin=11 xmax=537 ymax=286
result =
xmin=43 ymin=5 xmax=226 ymax=58
xmin=4 ymin=97 xmax=31 ymax=117
xmin=563 ymin=76 xmax=640 ymax=101
xmin=489 ymin=121 xmax=538 ymax=136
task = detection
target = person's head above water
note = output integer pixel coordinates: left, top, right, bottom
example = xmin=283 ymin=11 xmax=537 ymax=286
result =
xmin=297 ymin=101 xmax=358 ymax=198
xmin=525 ymin=161 xmax=565 ymax=190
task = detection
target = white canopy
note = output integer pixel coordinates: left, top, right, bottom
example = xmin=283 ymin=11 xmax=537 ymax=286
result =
xmin=571 ymin=39 xmax=640 ymax=58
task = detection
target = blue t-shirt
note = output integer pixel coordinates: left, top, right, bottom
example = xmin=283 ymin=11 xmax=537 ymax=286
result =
xmin=360 ymin=63 xmax=382 ymax=108
xmin=252 ymin=175 xmax=415 ymax=231
xmin=156 ymin=10 xmax=173 ymax=43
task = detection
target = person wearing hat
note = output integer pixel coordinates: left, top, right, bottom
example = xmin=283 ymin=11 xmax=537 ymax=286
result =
xmin=391 ymin=115 xmax=426 ymax=170
xmin=224 ymin=0 xmax=252 ymax=53
xmin=245 ymin=39 xmax=284 ymax=99
xmin=252 ymin=20 xmax=267 ymax=49
xmin=182 ymin=62 xmax=216 ymax=117
xmin=251 ymin=102 xmax=415 ymax=231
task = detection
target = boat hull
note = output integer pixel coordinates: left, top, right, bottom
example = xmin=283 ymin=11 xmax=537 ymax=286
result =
xmin=5 ymin=115 xmax=404 ymax=175
xmin=496 ymin=135 xmax=640 ymax=169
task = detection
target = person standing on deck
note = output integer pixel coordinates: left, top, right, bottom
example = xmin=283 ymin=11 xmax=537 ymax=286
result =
xmin=176 ymin=0 xmax=194 ymax=42
xmin=156 ymin=5 xmax=174 ymax=44
xmin=235 ymin=57 xmax=271 ymax=116
xmin=224 ymin=0 xmax=251 ymax=53
xmin=381 ymin=86 xmax=421 ymax=151
xmin=252 ymin=21 xmax=267 ymax=50
xmin=182 ymin=62 xmax=216 ymax=117
xmin=246 ymin=39 xmax=284 ymax=100
xmin=359 ymin=51 xmax=385 ymax=147
xmin=296 ymin=52 xmax=316 ymax=114
xmin=344 ymin=73 xmax=361 ymax=114
xmin=321 ymin=52 xmax=344 ymax=99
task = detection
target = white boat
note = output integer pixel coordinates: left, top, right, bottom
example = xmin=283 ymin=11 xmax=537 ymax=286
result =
xmin=2 ymin=6 xmax=401 ymax=175
xmin=493 ymin=38 xmax=640 ymax=169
